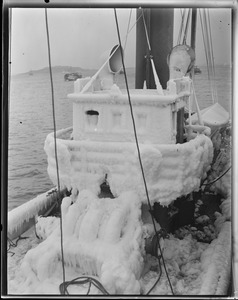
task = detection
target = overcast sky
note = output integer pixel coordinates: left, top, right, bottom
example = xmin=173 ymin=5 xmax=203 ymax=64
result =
xmin=10 ymin=8 xmax=232 ymax=75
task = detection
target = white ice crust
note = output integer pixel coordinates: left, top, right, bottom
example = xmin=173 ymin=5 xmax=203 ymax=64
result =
xmin=20 ymin=191 xmax=145 ymax=294
xmin=44 ymin=129 xmax=213 ymax=206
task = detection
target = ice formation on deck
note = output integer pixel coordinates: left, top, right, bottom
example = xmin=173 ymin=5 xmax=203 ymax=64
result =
xmin=20 ymin=191 xmax=148 ymax=294
xmin=11 ymin=206 xmax=231 ymax=295
xmin=199 ymin=222 xmax=231 ymax=295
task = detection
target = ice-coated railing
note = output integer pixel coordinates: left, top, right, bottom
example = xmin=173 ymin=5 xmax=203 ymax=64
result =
xmin=44 ymin=128 xmax=213 ymax=206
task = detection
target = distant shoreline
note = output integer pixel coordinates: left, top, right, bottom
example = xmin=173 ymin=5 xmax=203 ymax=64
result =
xmin=11 ymin=65 xmax=136 ymax=77
xmin=11 ymin=64 xmax=231 ymax=77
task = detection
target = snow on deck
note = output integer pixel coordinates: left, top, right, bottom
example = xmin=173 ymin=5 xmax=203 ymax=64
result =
xmin=7 ymin=191 xmax=231 ymax=296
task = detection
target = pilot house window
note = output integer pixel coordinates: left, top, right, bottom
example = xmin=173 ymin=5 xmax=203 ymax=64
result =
xmin=86 ymin=110 xmax=99 ymax=129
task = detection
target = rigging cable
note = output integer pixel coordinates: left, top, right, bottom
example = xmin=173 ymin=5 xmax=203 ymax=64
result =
xmin=182 ymin=9 xmax=192 ymax=45
xmin=199 ymin=9 xmax=210 ymax=81
xmin=44 ymin=8 xmax=66 ymax=293
xmin=207 ymin=9 xmax=218 ymax=103
xmin=114 ymin=8 xmax=174 ymax=296
xmin=199 ymin=9 xmax=216 ymax=104
xmin=177 ymin=9 xmax=191 ymax=45
xmin=202 ymin=9 xmax=215 ymax=103
xmin=123 ymin=9 xmax=132 ymax=53
xmin=126 ymin=10 xmax=143 ymax=37
xmin=201 ymin=165 xmax=231 ymax=187
xmin=177 ymin=9 xmax=186 ymax=45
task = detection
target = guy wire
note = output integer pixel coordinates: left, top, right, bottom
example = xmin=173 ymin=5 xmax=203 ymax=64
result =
xmin=114 ymin=8 xmax=174 ymax=296
xmin=44 ymin=8 xmax=66 ymax=293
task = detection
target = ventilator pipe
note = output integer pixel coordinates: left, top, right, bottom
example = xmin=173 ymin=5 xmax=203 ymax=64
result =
xmin=80 ymin=44 xmax=124 ymax=93
xmin=167 ymin=44 xmax=195 ymax=80
xmin=98 ymin=44 xmax=124 ymax=90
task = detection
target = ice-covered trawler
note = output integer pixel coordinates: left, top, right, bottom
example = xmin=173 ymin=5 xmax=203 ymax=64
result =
xmin=46 ymin=45 xmax=213 ymax=203
xmin=7 ymin=45 xmax=215 ymax=295
xmin=31 ymin=45 xmax=214 ymax=293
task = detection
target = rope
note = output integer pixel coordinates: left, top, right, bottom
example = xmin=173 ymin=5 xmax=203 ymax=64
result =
xmin=59 ymin=276 xmax=109 ymax=295
xmin=114 ymin=8 xmax=174 ymax=296
xmin=182 ymin=9 xmax=191 ymax=45
xmin=7 ymin=236 xmax=29 ymax=256
xmin=199 ymin=9 xmax=217 ymax=104
xmin=44 ymin=8 xmax=66 ymax=293
xmin=177 ymin=9 xmax=186 ymax=45
xmin=146 ymin=260 xmax=162 ymax=295
xmin=203 ymin=9 xmax=215 ymax=103
xmin=207 ymin=9 xmax=218 ymax=103
xmin=177 ymin=9 xmax=191 ymax=45
xmin=127 ymin=9 xmax=143 ymax=36
xmin=199 ymin=9 xmax=210 ymax=81
xmin=123 ymin=9 xmax=132 ymax=52
xmin=201 ymin=165 xmax=231 ymax=187
xmin=199 ymin=9 xmax=213 ymax=104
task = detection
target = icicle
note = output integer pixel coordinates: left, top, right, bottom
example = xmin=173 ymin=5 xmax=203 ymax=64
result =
xmin=143 ymin=80 xmax=147 ymax=89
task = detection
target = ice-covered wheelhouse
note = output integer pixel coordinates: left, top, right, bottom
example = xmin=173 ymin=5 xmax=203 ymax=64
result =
xmin=45 ymin=73 xmax=213 ymax=205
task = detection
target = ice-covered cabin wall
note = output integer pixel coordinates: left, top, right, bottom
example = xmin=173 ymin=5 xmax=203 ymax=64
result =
xmin=68 ymin=77 xmax=188 ymax=144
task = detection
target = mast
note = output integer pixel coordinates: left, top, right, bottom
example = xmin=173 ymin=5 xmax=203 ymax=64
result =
xmin=135 ymin=8 xmax=174 ymax=89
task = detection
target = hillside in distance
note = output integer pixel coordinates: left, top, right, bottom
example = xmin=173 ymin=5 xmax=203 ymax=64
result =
xmin=16 ymin=65 xmax=135 ymax=77
xmin=23 ymin=66 xmax=92 ymax=75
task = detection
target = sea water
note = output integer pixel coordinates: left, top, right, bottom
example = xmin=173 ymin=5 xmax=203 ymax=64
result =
xmin=7 ymin=65 xmax=232 ymax=211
